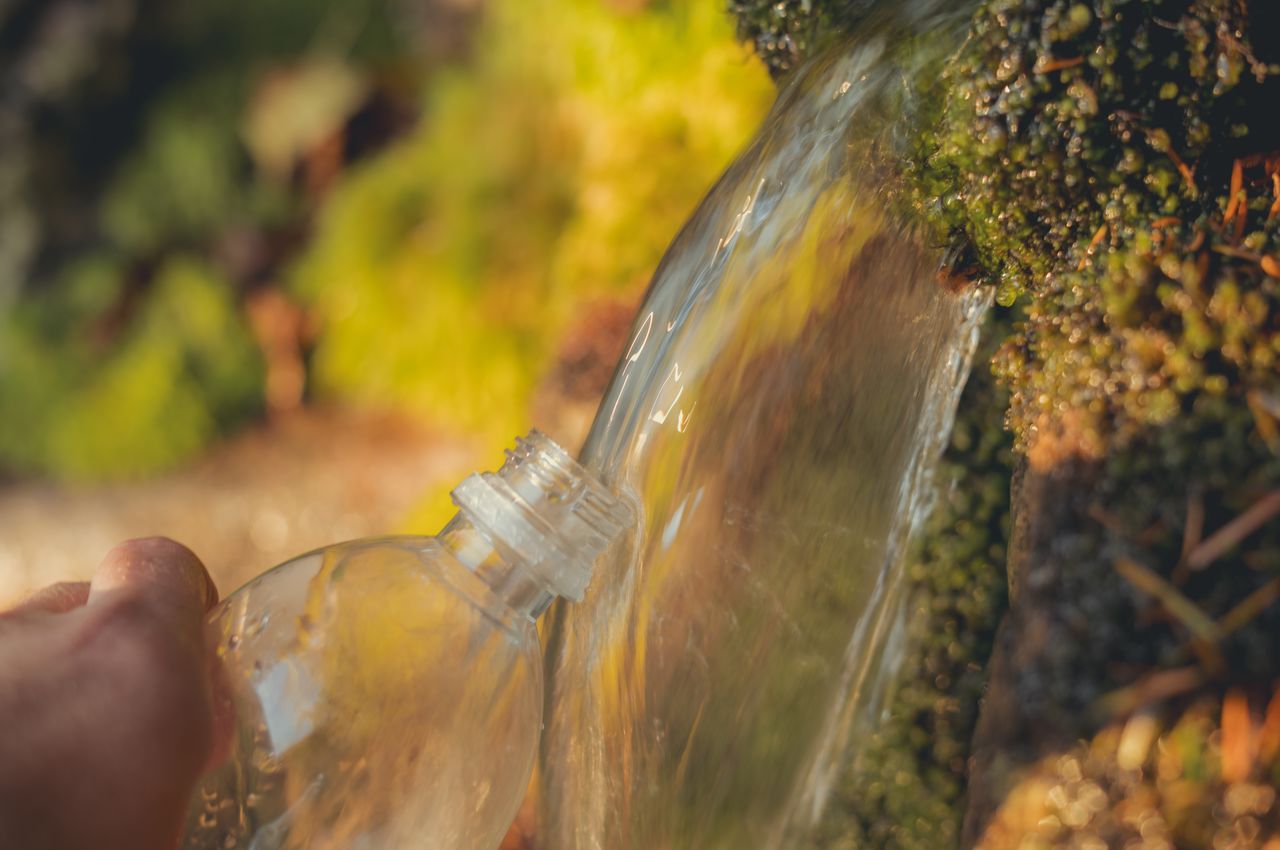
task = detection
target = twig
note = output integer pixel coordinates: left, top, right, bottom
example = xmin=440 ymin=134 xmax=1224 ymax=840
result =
xmin=1078 ymin=224 xmax=1109 ymax=271
xmin=1035 ymin=55 xmax=1084 ymax=73
xmin=1247 ymin=390 xmax=1280 ymax=454
xmin=1211 ymin=244 xmax=1261 ymax=262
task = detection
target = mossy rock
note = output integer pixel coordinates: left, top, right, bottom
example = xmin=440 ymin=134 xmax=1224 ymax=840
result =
xmin=727 ymin=2 xmax=1280 ymax=848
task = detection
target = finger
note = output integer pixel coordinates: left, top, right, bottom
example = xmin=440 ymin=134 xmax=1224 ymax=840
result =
xmin=88 ymin=537 xmax=235 ymax=774
xmin=7 ymin=581 xmax=91 ymax=615
xmin=88 ymin=537 xmax=218 ymax=645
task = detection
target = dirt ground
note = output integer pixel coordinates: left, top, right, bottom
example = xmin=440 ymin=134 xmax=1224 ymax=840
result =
xmin=0 ymin=295 xmax=629 ymax=608
xmin=0 ymin=409 xmax=483 ymax=607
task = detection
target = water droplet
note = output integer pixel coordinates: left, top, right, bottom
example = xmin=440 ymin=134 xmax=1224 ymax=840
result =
xmin=254 ymin=752 xmax=283 ymax=773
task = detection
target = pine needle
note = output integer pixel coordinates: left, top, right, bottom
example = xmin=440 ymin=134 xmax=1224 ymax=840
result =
xmin=1097 ymin=666 xmax=1203 ymax=717
xmin=1218 ymin=576 xmax=1280 ymax=636
xmin=1186 ymin=490 xmax=1280 ymax=571
xmin=1114 ymin=557 xmax=1225 ymax=645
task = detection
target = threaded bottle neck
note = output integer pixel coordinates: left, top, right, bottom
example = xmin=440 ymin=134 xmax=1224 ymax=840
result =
xmin=441 ymin=431 xmax=632 ymax=620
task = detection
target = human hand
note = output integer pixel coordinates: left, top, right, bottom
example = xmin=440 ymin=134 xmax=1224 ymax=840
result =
xmin=0 ymin=537 xmax=230 ymax=850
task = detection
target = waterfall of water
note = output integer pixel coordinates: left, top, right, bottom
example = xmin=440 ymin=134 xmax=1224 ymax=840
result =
xmin=540 ymin=6 xmax=984 ymax=848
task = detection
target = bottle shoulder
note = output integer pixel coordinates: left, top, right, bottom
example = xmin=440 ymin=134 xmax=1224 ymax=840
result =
xmin=220 ymin=536 xmax=538 ymax=647
xmin=403 ymin=536 xmax=539 ymax=642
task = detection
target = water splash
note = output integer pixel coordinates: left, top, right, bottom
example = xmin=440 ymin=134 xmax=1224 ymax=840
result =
xmin=539 ymin=8 xmax=982 ymax=850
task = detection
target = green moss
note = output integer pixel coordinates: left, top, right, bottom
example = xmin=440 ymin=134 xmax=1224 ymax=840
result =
xmin=733 ymin=3 xmax=1280 ymax=847
xmin=727 ymin=0 xmax=882 ymax=78
xmin=922 ymin=0 xmax=1278 ymax=304
xmin=996 ymin=180 xmax=1280 ymax=458
xmin=922 ymin=0 xmax=1280 ymax=826
xmin=834 ymin=2 xmax=1280 ymax=846
xmin=975 ymin=170 xmax=1280 ymax=749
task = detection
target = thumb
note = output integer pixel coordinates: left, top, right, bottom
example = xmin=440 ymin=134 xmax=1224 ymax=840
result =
xmin=89 ymin=537 xmax=219 ymax=647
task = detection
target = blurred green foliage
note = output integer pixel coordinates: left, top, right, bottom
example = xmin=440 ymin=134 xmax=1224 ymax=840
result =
xmin=0 ymin=0 xmax=773 ymax=480
xmin=292 ymin=0 xmax=774 ymax=448
xmin=0 ymin=0 xmax=409 ymax=479
xmin=0 ymin=257 xmax=264 ymax=477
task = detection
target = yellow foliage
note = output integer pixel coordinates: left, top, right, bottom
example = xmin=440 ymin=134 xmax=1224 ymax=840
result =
xmin=292 ymin=0 xmax=774 ymax=458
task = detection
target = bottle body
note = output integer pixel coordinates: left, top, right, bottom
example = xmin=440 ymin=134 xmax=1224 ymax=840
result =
xmin=183 ymin=536 xmax=542 ymax=850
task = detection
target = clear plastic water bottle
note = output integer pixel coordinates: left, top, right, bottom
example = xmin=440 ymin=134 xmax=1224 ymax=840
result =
xmin=181 ymin=431 xmax=633 ymax=850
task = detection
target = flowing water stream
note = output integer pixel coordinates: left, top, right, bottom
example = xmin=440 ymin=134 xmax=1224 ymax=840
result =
xmin=538 ymin=4 xmax=984 ymax=849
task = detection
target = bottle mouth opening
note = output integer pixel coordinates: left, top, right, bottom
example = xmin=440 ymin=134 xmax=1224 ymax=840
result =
xmin=452 ymin=431 xmax=634 ymax=601
xmin=504 ymin=431 xmax=576 ymax=482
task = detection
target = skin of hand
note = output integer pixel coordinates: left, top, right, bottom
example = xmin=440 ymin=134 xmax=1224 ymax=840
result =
xmin=0 ymin=537 xmax=232 ymax=850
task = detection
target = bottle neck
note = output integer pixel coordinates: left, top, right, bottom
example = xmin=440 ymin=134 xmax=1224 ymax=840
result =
xmin=438 ymin=514 xmax=557 ymax=621
xmin=440 ymin=431 xmax=633 ymax=623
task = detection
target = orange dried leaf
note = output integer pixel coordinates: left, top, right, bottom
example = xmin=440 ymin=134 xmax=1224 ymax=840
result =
xmin=1167 ymin=148 xmax=1198 ymax=195
xmin=1221 ymin=690 xmax=1255 ymax=784
xmin=1260 ymin=690 xmax=1280 ymax=763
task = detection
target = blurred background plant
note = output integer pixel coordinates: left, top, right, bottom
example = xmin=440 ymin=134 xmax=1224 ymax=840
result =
xmin=0 ymin=0 xmax=773 ymax=599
